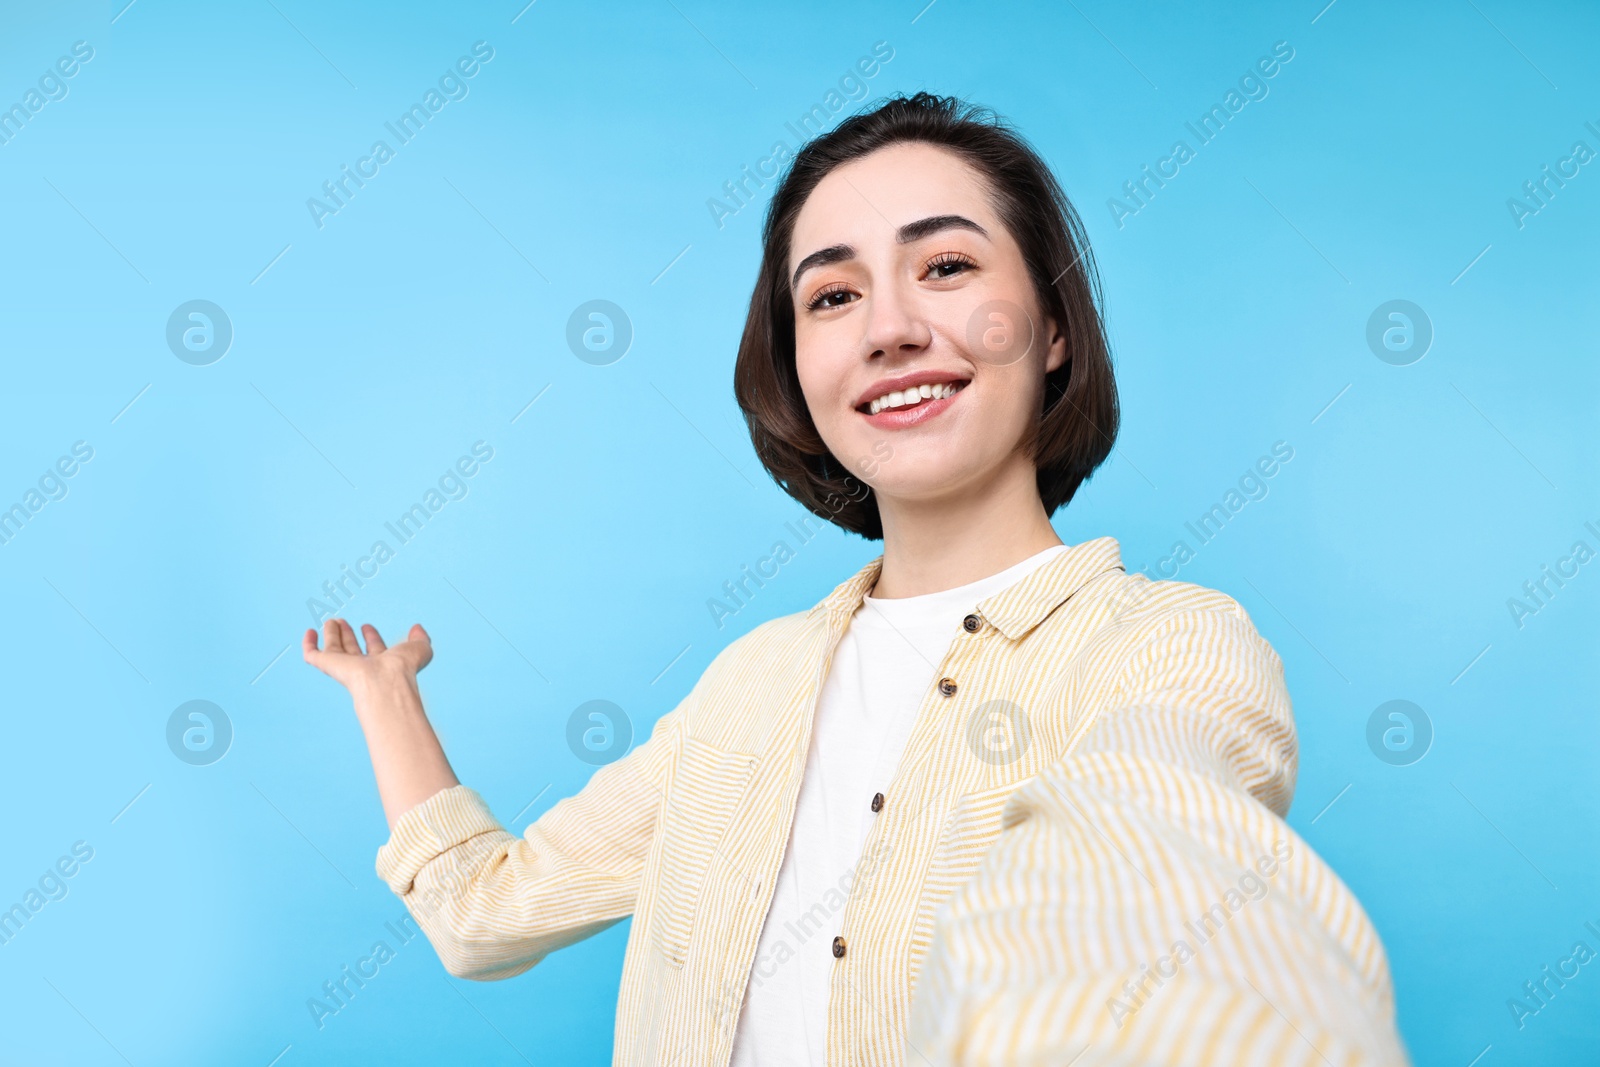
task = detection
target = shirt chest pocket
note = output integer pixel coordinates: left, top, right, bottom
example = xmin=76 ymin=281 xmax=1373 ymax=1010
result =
xmin=924 ymin=782 xmax=1017 ymax=893
xmin=649 ymin=735 xmax=760 ymax=968
xmin=907 ymin=781 xmax=1023 ymax=975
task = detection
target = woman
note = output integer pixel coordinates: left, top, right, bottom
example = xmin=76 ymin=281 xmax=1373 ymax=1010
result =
xmin=304 ymin=93 xmax=1409 ymax=1066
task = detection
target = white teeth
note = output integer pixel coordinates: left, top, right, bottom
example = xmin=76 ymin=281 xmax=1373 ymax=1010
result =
xmin=869 ymin=381 xmax=960 ymax=414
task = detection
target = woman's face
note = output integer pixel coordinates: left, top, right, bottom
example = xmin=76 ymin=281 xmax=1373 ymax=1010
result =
xmin=789 ymin=141 xmax=1067 ymax=509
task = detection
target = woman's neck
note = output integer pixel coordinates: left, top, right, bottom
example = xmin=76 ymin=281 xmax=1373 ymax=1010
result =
xmin=871 ymin=459 xmax=1064 ymax=599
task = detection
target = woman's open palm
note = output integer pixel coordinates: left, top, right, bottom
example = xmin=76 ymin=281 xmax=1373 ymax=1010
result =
xmin=303 ymin=619 xmax=434 ymax=693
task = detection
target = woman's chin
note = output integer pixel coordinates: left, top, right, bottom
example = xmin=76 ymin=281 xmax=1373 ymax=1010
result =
xmin=870 ymin=469 xmax=986 ymax=509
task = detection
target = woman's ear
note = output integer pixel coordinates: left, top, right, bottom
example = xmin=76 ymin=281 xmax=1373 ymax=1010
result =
xmin=1042 ymin=312 xmax=1069 ymax=375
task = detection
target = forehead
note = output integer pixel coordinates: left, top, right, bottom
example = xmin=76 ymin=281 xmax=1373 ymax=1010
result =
xmin=789 ymin=142 xmax=999 ymax=263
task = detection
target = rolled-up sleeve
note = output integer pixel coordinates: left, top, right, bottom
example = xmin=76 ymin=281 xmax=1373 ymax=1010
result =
xmin=374 ymin=696 xmax=686 ymax=981
xmin=906 ymin=593 xmax=1411 ymax=1066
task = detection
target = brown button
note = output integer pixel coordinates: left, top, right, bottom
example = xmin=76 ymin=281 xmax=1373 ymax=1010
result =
xmin=831 ymin=935 xmax=846 ymax=958
xmin=870 ymin=792 xmax=884 ymax=813
xmin=962 ymin=613 xmax=981 ymax=633
xmin=938 ymin=677 xmax=957 ymax=697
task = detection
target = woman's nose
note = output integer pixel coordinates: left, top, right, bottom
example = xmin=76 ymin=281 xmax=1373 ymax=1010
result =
xmin=861 ymin=280 xmax=932 ymax=359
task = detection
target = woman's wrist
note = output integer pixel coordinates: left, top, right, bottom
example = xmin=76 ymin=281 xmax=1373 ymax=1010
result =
xmin=343 ymin=664 xmax=461 ymax=829
xmin=350 ymin=663 xmax=425 ymax=726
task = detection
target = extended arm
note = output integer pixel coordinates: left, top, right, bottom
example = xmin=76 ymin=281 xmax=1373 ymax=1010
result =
xmin=906 ymin=597 xmax=1410 ymax=1066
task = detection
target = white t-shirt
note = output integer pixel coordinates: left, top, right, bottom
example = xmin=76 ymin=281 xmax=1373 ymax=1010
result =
xmin=728 ymin=544 xmax=1071 ymax=1066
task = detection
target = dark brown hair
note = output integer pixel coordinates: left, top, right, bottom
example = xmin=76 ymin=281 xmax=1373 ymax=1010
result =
xmin=733 ymin=91 xmax=1119 ymax=541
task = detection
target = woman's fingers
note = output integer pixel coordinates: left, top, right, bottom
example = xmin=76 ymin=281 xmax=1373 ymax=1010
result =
xmin=303 ymin=619 xmax=434 ymax=680
xmin=303 ymin=627 xmax=347 ymax=681
xmin=336 ymin=617 xmax=362 ymax=655
xmin=323 ymin=617 xmax=347 ymax=654
xmin=302 ymin=627 xmax=323 ymax=663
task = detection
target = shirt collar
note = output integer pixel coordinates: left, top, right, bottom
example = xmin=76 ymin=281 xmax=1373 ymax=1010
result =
xmin=809 ymin=536 xmax=1125 ymax=641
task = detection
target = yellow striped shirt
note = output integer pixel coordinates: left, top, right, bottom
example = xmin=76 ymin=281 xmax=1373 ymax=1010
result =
xmin=375 ymin=535 xmax=1410 ymax=1066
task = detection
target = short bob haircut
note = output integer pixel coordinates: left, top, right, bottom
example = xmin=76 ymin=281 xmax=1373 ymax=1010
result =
xmin=733 ymin=91 xmax=1119 ymax=542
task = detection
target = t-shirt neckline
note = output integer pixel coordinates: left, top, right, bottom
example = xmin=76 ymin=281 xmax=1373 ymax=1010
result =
xmin=854 ymin=543 xmax=1070 ymax=630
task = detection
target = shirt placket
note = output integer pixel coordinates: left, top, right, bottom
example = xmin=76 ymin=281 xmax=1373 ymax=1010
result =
xmin=825 ymin=607 xmax=996 ymax=1065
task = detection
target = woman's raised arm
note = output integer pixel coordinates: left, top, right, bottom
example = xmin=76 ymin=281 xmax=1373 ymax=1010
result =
xmin=303 ymin=616 xmax=689 ymax=981
xmin=303 ymin=618 xmax=458 ymax=829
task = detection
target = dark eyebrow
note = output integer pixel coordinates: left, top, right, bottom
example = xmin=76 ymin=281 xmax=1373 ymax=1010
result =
xmin=789 ymin=245 xmax=854 ymax=295
xmin=789 ymin=214 xmax=989 ymax=294
xmin=896 ymin=213 xmax=989 ymax=245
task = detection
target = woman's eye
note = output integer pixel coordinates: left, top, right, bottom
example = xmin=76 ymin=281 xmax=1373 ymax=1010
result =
xmin=807 ymin=288 xmax=854 ymax=311
xmin=926 ymin=254 xmax=976 ymax=280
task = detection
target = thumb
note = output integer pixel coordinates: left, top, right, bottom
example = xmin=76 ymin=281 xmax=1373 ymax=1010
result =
xmin=406 ymin=623 xmax=434 ymax=670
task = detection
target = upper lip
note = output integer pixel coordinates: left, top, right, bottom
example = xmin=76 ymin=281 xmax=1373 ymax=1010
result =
xmin=854 ymin=369 xmax=971 ymax=412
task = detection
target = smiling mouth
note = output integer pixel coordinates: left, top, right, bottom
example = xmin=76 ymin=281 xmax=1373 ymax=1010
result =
xmin=856 ymin=380 xmax=968 ymax=416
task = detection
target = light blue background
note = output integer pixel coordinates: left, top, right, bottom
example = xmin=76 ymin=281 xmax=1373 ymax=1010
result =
xmin=1 ymin=0 xmax=1595 ymax=1063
